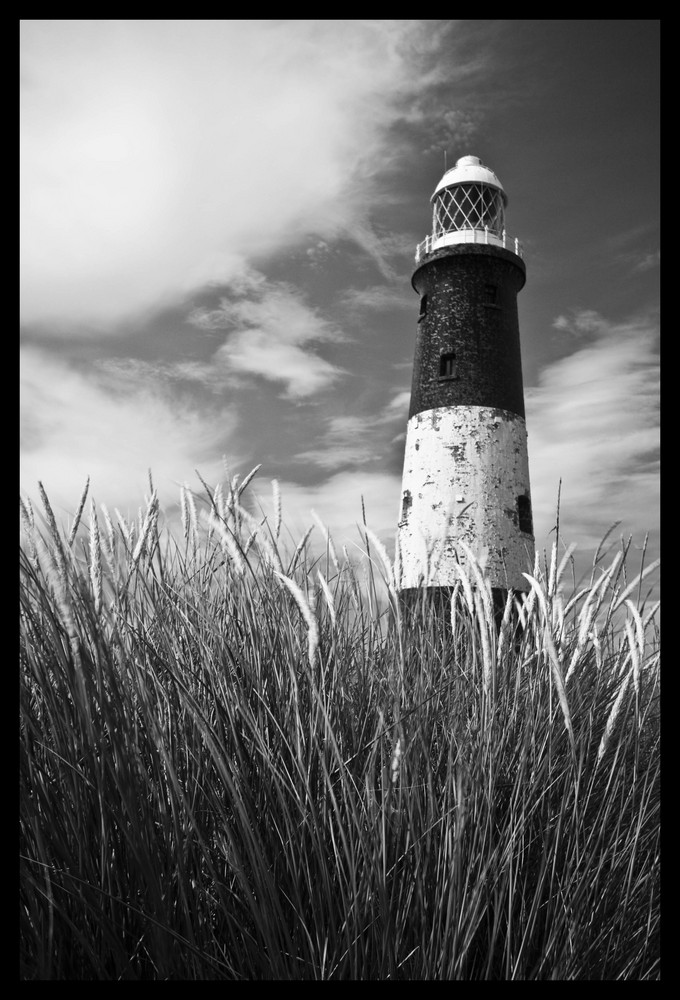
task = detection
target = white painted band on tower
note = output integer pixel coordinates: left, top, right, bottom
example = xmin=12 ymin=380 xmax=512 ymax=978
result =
xmin=397 ymin=405 xmax=533 ymax=592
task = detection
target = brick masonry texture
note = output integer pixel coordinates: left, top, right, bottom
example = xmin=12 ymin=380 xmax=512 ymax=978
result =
xmin=409 ymin=244 xmax=527 ymax=420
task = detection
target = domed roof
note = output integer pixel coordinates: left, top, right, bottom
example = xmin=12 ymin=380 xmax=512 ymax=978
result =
xmin=432 ymin=155 xmax=507 ymax=203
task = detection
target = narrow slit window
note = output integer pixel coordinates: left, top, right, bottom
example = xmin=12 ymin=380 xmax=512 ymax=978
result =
xmin=484 ymin=283 xmax=497 ymax=304
xmin=418 ymin=294 xmax=428 ymax=322
xmin=439 ymin=351 xmax=456 ymax=378
xmin=517 ymin=494 xmax=533 ymax=535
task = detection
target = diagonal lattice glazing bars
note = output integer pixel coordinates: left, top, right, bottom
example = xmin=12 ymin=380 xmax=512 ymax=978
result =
xmin=432 ymin=183 xmax=505 ymax=239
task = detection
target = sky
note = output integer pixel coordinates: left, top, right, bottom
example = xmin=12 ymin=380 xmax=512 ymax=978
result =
xmin=20 ymin=19 xmax=660 ymax=591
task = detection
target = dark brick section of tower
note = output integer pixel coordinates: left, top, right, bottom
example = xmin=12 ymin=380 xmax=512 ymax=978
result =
xmin=409 ymin=244 xmax=527 ymax=420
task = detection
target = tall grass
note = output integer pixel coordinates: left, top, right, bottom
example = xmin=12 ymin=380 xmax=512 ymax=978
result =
xmin=20 ymin=474 xmax=660 ymax=980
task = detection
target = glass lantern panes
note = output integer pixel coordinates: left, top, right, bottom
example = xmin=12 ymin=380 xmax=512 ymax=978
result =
xmin=432 ymin=183 xmax=505 ymax=239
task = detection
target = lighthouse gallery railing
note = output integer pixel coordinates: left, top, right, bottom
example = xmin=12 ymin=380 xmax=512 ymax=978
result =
xmin=415 ymin=228 xmax=523 ymax=264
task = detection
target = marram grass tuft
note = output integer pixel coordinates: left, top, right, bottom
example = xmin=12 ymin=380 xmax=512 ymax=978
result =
xmin=20 ymin=473 xmax=660 ymax=980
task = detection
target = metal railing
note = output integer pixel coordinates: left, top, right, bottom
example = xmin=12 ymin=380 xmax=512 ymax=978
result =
xmin=415 ymin=227 xmax=523 ymax=264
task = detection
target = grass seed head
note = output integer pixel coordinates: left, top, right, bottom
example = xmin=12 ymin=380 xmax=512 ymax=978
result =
xmin=88 ymin=497 xmax=102 ymax=615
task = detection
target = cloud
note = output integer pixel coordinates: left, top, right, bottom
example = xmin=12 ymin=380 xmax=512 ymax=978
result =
xmin=20 ymin=20 xmax=449 ymax=330
xmin=251 ymin=469 xmax=403 ymax=556
xmin=20 ymin=344 xmax=238 ymax=513
xmin=630 ymin=250 xmax=660 ymax=274
xmin=421 ymin=108 xmax=484 ymax=155
xmin=382 ymin=390 xmax=412 ymax=418
xmin=526 ymin=310 xmax=659 ymax=553
xmin=338 ymin=283 xmax=416 ymax=314
xmin=603 ymin=224 xmax=660 ymax=275
xmin=188 ymin=273 xmax=346 ymax=399
xmin=295 ymin=416 xmax=383 ymax=470
xmin=294 ymin=390 xmax=410 ymax=468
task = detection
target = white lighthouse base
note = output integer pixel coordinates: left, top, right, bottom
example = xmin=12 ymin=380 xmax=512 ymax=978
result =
xmin=397 ymin=405 xmax=534 ymax=593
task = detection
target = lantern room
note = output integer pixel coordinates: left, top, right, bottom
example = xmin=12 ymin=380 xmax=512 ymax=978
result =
xmin=415 ymin=155 xmax=522 ymax=262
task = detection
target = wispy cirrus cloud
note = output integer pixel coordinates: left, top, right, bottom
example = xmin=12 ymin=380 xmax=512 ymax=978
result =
xmin=20 ymin=344 xmax=237 ymax=511
xmin=294 ymin=390 xmax=410 ymax=469
xmin=526 ymin=309 xmax=659 ymax=553
xmin=629 ymin=250 xmax=660 ymax=274
xmin=338 ymin=283 xmax=416 ymax=314
xmin=602 ymin=225 xmax=660 ymax=278
xmin=188 ymin=274 xmax=346 ymax=399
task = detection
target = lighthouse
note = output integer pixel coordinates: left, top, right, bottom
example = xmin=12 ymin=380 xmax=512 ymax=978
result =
xmin=397 ymin=154 xmax=534 ymax=606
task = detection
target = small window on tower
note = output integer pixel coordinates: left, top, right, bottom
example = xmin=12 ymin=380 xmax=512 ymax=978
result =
xmin=418 ymin=294 xmax=428 ymax=322
xmin=484 ymin=283 xmax=497 ymax=304
xmin=517 ymin=494 xmax=533 ymax=535
xmin=439 ymin=352 xmax=456 ymax=379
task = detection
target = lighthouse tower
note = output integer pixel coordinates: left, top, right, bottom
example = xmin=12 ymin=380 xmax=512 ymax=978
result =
xmin=397 ymin=154 xmax=534 ymax=605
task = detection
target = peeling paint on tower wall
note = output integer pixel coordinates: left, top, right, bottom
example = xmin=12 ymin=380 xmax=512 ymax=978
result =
xmin=397 ymin=405 xmax=534 ymax=591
